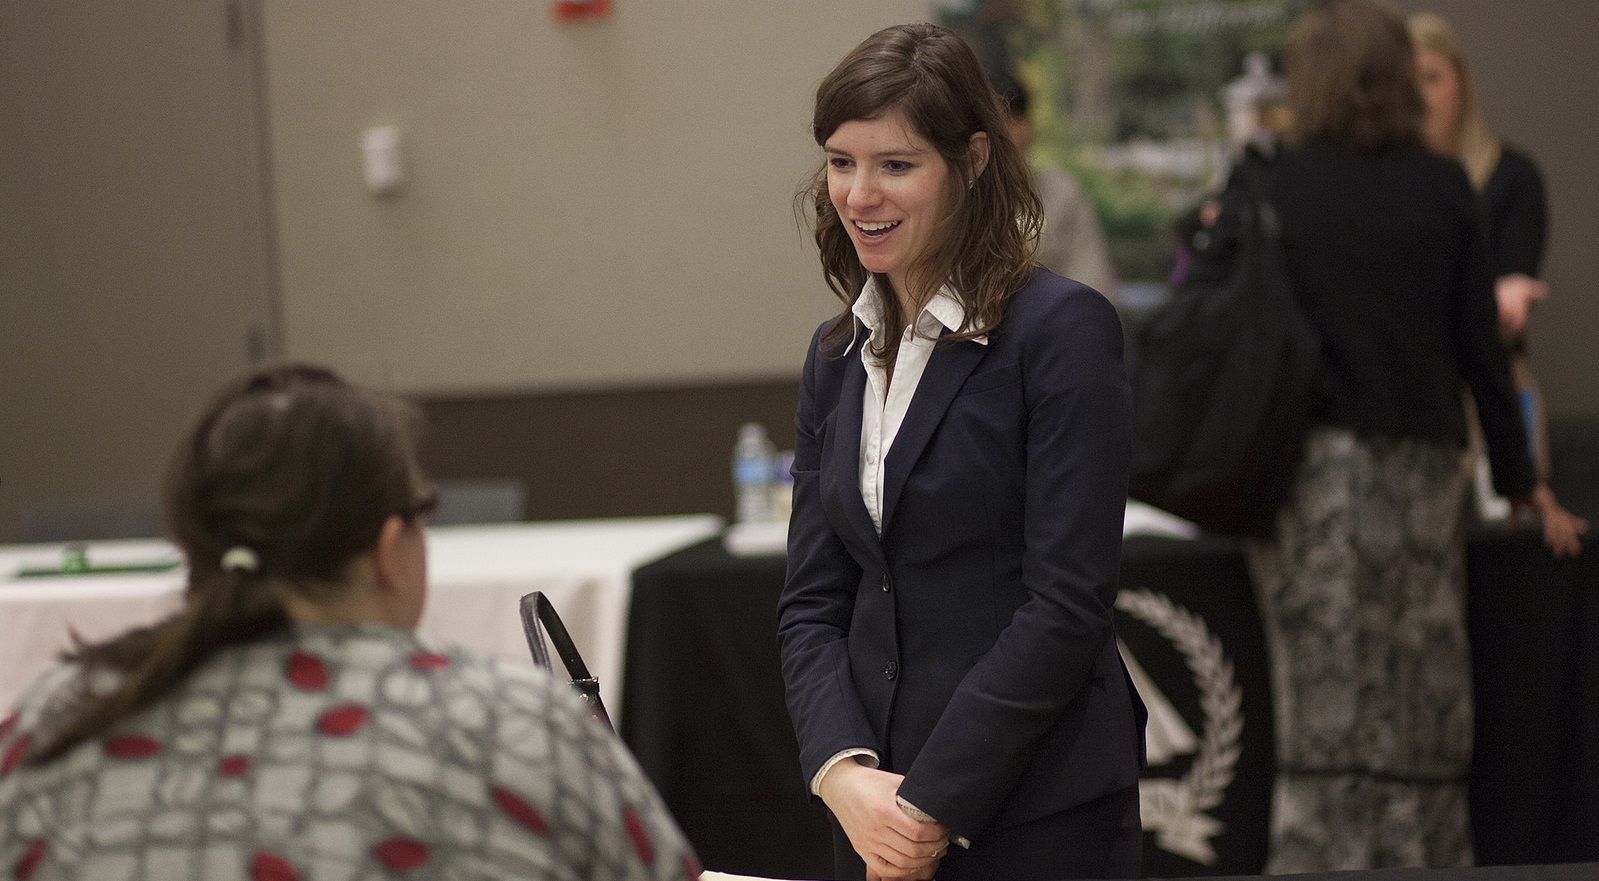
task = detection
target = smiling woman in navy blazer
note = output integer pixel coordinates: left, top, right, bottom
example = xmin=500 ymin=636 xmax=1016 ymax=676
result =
xmin=777 ymin=23 xmax=1147 ymax=881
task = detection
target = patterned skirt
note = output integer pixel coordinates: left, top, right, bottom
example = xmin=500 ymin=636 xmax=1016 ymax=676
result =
xmin=1246 ymin=426 xmax=1473 ymax=872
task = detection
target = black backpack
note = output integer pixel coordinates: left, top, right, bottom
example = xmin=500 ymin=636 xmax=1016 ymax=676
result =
xmin=1128 ymin=157 xmax=1321 ymax=538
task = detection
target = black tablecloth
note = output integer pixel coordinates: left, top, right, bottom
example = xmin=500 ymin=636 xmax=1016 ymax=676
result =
xmin=621 ymin=530 xmax=1599 ymax=879
xmin=621 ymin=537 xmax=832 ymax=879
xmin=1176 ymin=865 xmax=1599 ymax=881
xmin=1467 ymin=532 xmax=1599 ymax=865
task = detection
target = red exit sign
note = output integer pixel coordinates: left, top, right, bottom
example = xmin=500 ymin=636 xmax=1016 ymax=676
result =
xmin=553 ymin=0 xmax=611 ymax=23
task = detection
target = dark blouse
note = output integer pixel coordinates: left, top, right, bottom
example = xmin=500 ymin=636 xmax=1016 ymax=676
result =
xmin=1481 ymin=145 xmax=1547 ymax=279
xmin=1193 ymin=141 xmax=1536 ymax=499
xmin=1482 ymin=145 xmax=1547 ymax=355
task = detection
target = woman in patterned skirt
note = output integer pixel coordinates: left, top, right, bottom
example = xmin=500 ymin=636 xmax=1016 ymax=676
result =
xmin=1191 ymin=0 xmax=1587 ymax=871
xmin=0 ymin=364 xmax=699 ymax=881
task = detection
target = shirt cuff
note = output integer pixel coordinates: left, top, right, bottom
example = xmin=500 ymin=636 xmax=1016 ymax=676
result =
xmin=895 ymin=796 xmax=971 ymax=849
xmin=810 ymin=748 xmax=879 ymax=796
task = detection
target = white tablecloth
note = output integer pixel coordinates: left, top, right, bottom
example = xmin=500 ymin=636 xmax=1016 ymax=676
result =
xmin=0 ymin=515 xmax=723 ymax=721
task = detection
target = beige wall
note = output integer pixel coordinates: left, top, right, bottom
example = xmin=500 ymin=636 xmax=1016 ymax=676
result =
xmin=259 ymin=1 xmax=1598 ymax=412
xmin=3 ymin=2 xmax=1595 ymax=542
xmin=261 ymin=2 xmax=931 ymax=395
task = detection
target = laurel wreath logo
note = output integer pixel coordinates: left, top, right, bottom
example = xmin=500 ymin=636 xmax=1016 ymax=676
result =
xmin=1117 ymin=587 xmax=1244 ymax=865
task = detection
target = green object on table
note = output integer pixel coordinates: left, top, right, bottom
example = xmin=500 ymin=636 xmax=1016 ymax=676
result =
xmin=60 ymin=545 xmax=90 ymax=573
xmin=12 ymin=545 xmax=182 ymax=579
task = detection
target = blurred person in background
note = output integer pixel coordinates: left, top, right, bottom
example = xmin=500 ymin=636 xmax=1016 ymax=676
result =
xmin=779 ymin=21 xmax=1145 ymax=881
xmin=1003 ymin=81 xmax=1118 ymax=302
xmin=1187 ymin=0 xmax=1586 ymax=871
xmin=0 ymin=364 xmax=699 ymax=881
xmin=1413 ymin=10 xmax=1554 ymax=482
xmin=1172 ymin=52 xmax=1288 ymax=289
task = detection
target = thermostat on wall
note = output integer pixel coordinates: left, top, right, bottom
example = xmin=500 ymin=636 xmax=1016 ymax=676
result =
xmin=361 ymin=125 xmax=404 ymax=196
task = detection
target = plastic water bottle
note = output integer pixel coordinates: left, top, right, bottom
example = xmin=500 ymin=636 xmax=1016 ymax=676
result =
xmin=732 ymin=423 xmax=776 ymax=524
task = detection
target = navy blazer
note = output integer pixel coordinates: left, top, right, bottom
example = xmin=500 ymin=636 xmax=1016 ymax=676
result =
xmin=777 ymin=268 xmax=1146 ymax=843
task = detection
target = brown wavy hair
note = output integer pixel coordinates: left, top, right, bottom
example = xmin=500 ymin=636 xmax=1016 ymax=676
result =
xmin=801 ymin=22 xmax=1041 ymax=357
xmin=1284 ymin=0 xmax=1424 ymax=150
xmin=27 ymin=363 xmax=433 ymax=765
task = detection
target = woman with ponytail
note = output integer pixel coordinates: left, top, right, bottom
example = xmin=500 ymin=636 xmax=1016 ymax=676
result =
xmin=0 ymin=363 xmax=698 ymax=881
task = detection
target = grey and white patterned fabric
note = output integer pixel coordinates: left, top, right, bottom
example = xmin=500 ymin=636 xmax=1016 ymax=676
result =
xmin=1246 ymin=426 xmax=1473 ymax=873
xmin=0 ymin=626 xmax=700 ymax=881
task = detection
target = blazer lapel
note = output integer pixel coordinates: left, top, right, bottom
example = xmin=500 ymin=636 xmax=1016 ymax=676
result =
xmin=880 ymin=337 xmax=989 ymax=532
xmin=823 ymin=329 xmax=887 ymax=569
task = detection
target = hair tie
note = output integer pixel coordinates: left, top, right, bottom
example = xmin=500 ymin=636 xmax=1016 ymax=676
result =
xmin=220 ymin=546 xmax=261 ymax=574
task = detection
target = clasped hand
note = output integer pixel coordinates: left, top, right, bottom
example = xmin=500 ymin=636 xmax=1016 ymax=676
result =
xmin=818 ymin=760 xmax=949 ymax=881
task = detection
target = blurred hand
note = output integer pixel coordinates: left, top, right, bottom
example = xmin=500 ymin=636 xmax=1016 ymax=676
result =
xmin=1511 ymin=483 xmax=1589 ymax=558
xmin=1495 ymin=273 xmax=1548 ymax=339
xmin=818 ymin=761 xmax=948 ymax=881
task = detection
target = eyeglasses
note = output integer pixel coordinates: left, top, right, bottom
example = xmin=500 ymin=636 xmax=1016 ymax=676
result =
xmin=401 ymin=490 xmax=439 ymax=524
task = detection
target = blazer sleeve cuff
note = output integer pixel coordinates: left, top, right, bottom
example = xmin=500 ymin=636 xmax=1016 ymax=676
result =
xmin=811 ymin=748 xmax=879 ymax=796
xmin=895 ymin=796 xmax=972 ymax=849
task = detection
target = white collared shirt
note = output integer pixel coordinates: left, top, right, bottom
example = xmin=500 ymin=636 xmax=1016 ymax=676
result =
xmin=851 ymin=277 xmax=988 ymax=535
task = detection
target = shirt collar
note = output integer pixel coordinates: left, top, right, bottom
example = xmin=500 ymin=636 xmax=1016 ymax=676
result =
xmin=849 ymin=277 xmax=989 ymax=348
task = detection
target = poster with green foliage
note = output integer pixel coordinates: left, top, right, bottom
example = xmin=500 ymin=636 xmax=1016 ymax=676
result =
xmin=939 ymin=0 xmax=1307 ymax=299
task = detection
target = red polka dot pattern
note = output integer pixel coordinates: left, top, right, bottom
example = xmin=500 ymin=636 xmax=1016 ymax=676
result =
xmin=407 ymin=652 xmax=450 ymax=671
xmin=622 ymin=805 xmax=654 ymax=866
xmin=0 ymin=632 xmax=700 ymax=879
xmin=104 ymin=736 xmax=162 ymax=760
xmin=249 ymin=851 xmax=300 ymax=881
xmin=13 ymin=838 xmax=45 ymax=880
xmin=373 ymin=838 xmax=430 ymax=871
xmin=491 ymin=786 xmax=550 ymax=835
xmin=315 ymin=704 xmax=368 ymax=737
xmin=1 ymin=735 xmax=30 ymax=777
xmin=285 ymin=651 xmax=330 ymax=691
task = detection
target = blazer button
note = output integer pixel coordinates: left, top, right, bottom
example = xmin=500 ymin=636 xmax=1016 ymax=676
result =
xmin=883 ymin=661 xmax=898 ymax=680
xmin=880 ymin=575 xmax=891 ymax=593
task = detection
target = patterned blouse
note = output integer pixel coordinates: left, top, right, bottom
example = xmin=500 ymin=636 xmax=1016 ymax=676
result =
xmin=0 ymin=626 xmax=700 ymax=881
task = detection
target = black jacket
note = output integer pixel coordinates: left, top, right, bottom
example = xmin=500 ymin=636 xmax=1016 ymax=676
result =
xmin=1192 ymin=142 xmax=1535 ymax=499
xmin=1482 ymin=145 xmax=1547 ymax=280
xmin=778 ymin=271 xmax=1146 ymax=844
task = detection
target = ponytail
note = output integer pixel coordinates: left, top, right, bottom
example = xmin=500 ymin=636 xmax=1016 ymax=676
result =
xmin=26 ymin=563 xmax=289 ymax=765
xmin=22 ymin=362 xmax=427 ymax=767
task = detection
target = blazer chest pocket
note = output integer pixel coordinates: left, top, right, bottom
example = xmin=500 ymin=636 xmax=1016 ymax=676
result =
xmin=956 ymin=364 xmax=1020 ymax=397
